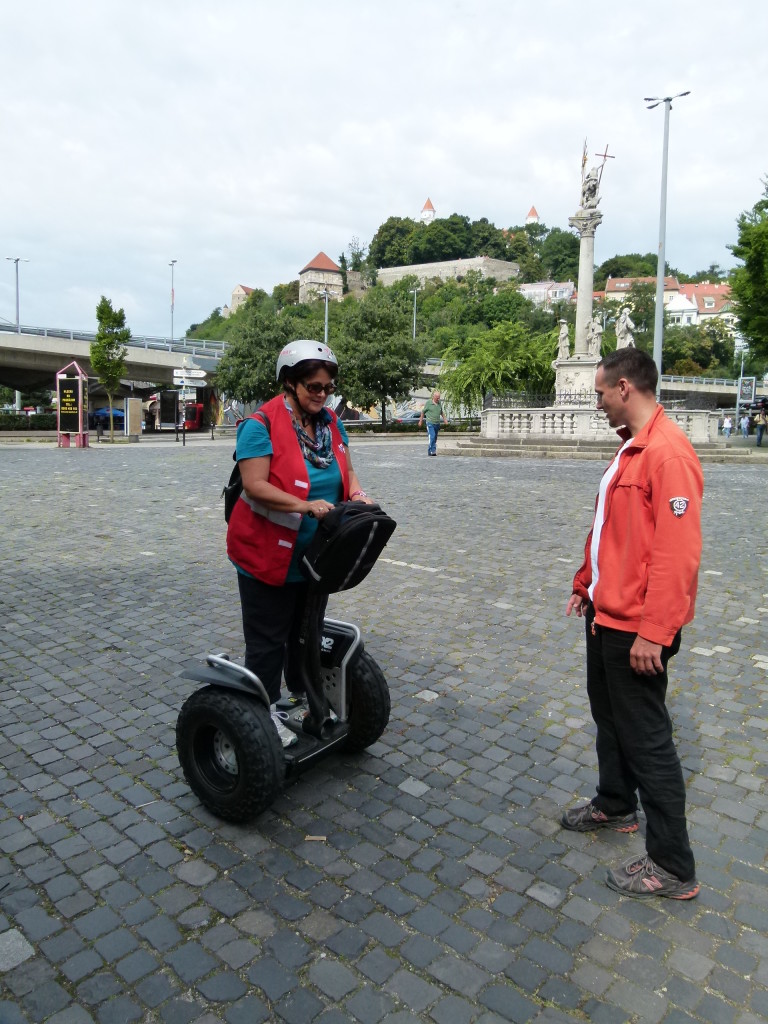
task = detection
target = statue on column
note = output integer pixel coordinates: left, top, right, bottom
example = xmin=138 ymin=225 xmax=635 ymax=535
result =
xmin=615 ymin=307 xmax=636 ymax=349
xmin=557 ymin=319 xmax=570 ymax=360
xmin=587 ymin=316 xmax=603 ymax=357
xmin=580 ymin=167 xmax=600 ymax=210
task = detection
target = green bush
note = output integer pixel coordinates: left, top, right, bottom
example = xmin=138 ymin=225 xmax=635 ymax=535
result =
xmin=0 ymin=413 xmax=57 ymax=430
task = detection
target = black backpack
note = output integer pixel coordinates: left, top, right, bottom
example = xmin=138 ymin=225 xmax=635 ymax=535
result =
xmin=222 ymin=410 xmax=270 ymax=523
xmin=300 ymin=501 xmax=397 ymax=594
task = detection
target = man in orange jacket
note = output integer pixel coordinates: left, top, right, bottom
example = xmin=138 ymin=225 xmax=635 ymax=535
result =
xmin=562 ymin=348 xmax=703 ymax=900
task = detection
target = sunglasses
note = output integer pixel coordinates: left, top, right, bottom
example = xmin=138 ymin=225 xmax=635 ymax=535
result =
xmin=300 ymin=380 xmax=337 ymax=395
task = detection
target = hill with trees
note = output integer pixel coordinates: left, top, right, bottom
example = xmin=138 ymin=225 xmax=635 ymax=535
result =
xmin=188 ymin=202 xmax=754 ymax=414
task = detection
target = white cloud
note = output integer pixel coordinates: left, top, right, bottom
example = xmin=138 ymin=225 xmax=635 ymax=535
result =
xmin=1 ymin=0 xmax=766 ymax=335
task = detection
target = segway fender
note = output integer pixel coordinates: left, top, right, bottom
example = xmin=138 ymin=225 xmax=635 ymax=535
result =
xmin=180 ymin=654 xmax=270 ymax=708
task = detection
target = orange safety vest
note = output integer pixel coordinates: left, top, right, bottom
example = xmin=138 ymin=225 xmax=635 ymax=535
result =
xmin=226 ymin=394 xmax=350 ymax=586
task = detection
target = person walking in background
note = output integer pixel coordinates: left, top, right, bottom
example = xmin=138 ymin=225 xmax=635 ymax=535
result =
xmin=740 ymin=412 xmax=750 ymax=439
xmin=562 ymin=348 xmax=703 ymax=900
xmin=755 ymin=404 xmax=767 ymax=447
xmin=722 ymin=414 xmax=732 ymax=438
xmin=419 ymin=390 xmax=449 ymax=457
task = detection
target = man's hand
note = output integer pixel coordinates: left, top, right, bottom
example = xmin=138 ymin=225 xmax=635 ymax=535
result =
xmin=630 ymin=636 xmax=664 ymax=675
xmin=566 ymin=593 xmax=588 ymax=617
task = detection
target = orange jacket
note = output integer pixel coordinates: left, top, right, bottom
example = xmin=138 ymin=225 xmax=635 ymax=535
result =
xmin=573 ymin=405 xmax=703 ymax=646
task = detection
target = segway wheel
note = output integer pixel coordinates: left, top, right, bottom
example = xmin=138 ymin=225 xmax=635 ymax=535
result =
xmin=176 ymin=686 xmax=284 ymax=823
xmin=342 ymin=650 xmax=391 ymax=752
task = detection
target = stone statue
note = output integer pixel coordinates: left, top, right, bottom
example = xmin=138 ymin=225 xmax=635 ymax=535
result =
xmin=557 ymin=320 xmax=570 ymax=360
xmin=615 ymin=307 xmax=636 ymax=349
xmin=580 ymin=167 xmax=600 ymax=210
xmin=588 ymin=316 xmax=603 ymax=357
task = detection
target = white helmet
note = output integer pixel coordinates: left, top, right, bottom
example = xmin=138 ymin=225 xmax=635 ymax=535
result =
xmin=276 ymin=340 xmax=338 ymax=381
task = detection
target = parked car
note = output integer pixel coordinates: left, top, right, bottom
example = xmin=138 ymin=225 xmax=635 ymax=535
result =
xmin=89 ymin=407 xmax=124 ymax=430
xmin=391 ymin=409 xmax=424 ymax=425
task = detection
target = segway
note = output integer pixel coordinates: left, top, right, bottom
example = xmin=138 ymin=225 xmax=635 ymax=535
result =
xmin=175 ymin=501 xmax=396 ymax=823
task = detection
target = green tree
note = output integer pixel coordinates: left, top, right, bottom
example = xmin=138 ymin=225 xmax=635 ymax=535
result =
xmin=438 ymin=321 xmax=554 ymax=415
xmin=272 ymin=281 xmax=300 ymax=308
xmin=347 ymin=236 xmax=367 ymax=271
xmin=469 ymin=217 xmax=509 ymax=259
xmin=334 ymin=287 xmax=422 ymax=425
xmin=91 ymin=296 xmax=129 ymax=439
xmin=502 ymin=226 xmax=543 ymax=282
xmin=677 ymin=263 xmax=727 ymax=284
xmin=338 ymin=253 xmax=349 ymax=293
xmin=367 ymin=216 xmax=419 ymax=268
xmin=480 ymin=285 xmax=531 ymax=326
xmin=729 ymin=178 xmax=768 ymax=363
xmin=594 ymin=253 xmax=658 ymax=290
xmin=539 ymin=227 xmax=580 ymax=281
xmin=213 ymin=307 xmax=295 ymax=403
xmin=662 ymin=321 xmax=736 ymax=376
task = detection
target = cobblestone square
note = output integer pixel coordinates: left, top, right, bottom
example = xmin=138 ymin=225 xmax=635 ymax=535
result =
xmin=0 ymin=436 xmax=766 ymax=1023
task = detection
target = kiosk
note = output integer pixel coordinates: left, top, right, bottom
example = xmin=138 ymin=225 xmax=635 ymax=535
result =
xmin=56 ymin=361 xmax=89 ymax=448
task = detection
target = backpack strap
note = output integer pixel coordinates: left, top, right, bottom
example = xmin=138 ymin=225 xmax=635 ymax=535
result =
xmin=231 ymin=409 xmax=271 ymax=463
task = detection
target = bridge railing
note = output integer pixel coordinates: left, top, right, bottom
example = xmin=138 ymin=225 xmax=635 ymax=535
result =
xmin=660 ymin=374 xmax=738 ymax=387
xmin=0 ymin=325 xmax=225 ymax=359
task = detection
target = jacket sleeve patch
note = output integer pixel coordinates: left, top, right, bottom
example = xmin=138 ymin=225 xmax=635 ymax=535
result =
xmin=669 ymin=497 xmax=690 ymax=517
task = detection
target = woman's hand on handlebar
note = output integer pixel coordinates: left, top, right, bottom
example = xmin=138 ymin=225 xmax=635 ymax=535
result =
xmin=306 ymin=500 xmax=335 ymax=519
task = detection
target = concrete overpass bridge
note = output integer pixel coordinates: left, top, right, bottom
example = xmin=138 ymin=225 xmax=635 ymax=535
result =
xmin=2 ymin=330 xmax=765 ymax=408
xmin=0 ymin=325 xmax=223 ymax=391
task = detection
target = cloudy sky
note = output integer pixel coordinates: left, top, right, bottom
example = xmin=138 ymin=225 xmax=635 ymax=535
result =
xmin=2 ymin=1 xmax=765 ymax=338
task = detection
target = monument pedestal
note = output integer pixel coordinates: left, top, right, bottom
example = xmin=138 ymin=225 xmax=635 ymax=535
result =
xmin=553 ymin=354 xmax=599 ymax=404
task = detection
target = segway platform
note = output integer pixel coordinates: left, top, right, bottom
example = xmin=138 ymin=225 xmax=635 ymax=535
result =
xmin=175 ymin=618 xmax=390 ymax=823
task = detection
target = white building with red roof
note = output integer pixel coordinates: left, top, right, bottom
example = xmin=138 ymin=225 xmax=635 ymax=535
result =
xmin=679 ymin=281 xmax=736 ymax=330
xmin=604 ymin=276 xmax=681 ymax=306
xmin=604 ymin=276 xmax=735 ymax=332
xmin=419 ymin=197 xmax=436 ymax=224
xmin=518 ymin=280 xmax=574 ymax=307
xmin=222 ymin=284 xmax=255 ymax=318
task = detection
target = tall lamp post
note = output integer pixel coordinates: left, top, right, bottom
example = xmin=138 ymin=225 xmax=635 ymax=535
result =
xmin=5 ymin=256 xmax=30 ymax=334
xmin=409 ymin=286 xmax=420 ymax=340
xmin=6 ymin=257 xmax=30 ymax=411
xmin=645 ymin=90 xmax=690 ymax=396
xmin=169 ymin=260 xmax=178 ymax=343
xmin=318 ymin=288 xmax=330 ymax=345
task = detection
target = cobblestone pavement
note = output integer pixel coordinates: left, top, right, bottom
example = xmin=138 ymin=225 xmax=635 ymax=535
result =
xmin=1 ymin=437 xmax=766 ymax=1024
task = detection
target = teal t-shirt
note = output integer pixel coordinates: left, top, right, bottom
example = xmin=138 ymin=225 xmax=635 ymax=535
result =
xmin=234 ymin=412 xmax=350 ymax=583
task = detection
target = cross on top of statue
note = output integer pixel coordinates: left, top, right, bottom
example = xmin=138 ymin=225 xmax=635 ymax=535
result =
xmin=594 ymin=144 xmax=615 ymax=183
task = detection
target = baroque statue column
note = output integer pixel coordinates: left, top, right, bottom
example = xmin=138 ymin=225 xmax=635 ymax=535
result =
xmin=553 ymin=161 xmax=605 ymax=404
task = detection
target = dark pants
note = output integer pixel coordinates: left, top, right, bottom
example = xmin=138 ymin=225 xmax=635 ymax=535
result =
xmin=585 ymin=606 xmax=695 ymax=881
xmin=237 ymin=573 xmax=327 ymax=704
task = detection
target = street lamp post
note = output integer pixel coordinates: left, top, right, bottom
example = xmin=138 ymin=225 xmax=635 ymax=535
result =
xmin=6 ymin=257 xmax=30 ymax=410
xmin=645 ymin=91 xmax=690 ymax=396
xmin=409 ymin=287 xmax=420 ymax=340
xmin=5 ymin=257 xmax=30 ymax=334
xmin=318 ymin=289 xmax=330 ymax=345
xmin=169 ymin=260 xmax=178 ymax=344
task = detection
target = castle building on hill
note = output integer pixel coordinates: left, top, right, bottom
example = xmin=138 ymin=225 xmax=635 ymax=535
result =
xmin=376 ymin=255 xmax=519 ymax=288
xmin=420 ymin=198 xmax=436 ymax=224
xmin=221 ymin=284 xmax=255 ymax=318
xmin=298 ymin=251 xmax=344 ymax=304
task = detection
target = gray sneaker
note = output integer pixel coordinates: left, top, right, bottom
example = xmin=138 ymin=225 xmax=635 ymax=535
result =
xmin=561 ymin=802 xmax=639 ymax=833
xmin=606 ymin=854 xmax=699 ymax=899
xmin=270 ymin=706 xmax=298 ymax=748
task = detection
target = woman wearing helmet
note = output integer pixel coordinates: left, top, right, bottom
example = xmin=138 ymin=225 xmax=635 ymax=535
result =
xmin=226 ymin=339 xmax=374 ymax=747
